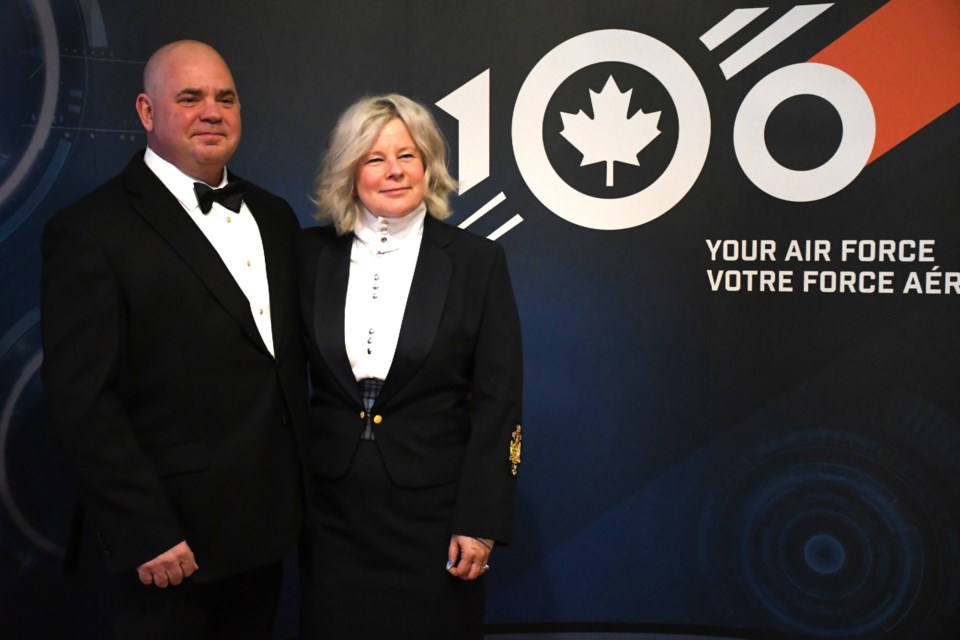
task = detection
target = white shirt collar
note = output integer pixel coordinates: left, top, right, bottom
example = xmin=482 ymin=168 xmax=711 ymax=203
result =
xmin=353 ymin=202 xmax=427 ymax=254
xmin=143 ymin=147 xmax=229 ymax=212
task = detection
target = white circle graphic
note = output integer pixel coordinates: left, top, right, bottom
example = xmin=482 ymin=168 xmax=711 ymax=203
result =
xmin=734 ymin=63 xmax=875 ymax=203
xmin=512 ymin=29 xmax=711 ymax=230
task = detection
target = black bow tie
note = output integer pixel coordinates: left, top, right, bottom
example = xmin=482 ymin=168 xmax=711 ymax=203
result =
xmin=194 ymin=179 xmax=245 ymax=214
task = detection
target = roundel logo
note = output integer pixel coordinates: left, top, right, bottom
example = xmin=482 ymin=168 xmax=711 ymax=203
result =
xmin=512 ymin=29 xmax=710 ymax=230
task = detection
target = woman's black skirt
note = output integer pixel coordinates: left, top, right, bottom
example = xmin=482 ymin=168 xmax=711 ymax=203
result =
xmin=301 ymin=440 xmax=483 ymax=640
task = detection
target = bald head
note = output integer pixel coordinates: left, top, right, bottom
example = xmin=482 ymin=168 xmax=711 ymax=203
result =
xmin=143 ymin=40 xmax=227 ymax=96
xmin=136 ymin=40 xmax=242 ymax=184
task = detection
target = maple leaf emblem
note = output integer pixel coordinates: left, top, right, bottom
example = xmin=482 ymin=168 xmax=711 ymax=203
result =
xmin=560 ymin=75 xmax=662 ymax=187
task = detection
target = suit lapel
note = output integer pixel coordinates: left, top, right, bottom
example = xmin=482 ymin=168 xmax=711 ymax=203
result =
xmin=312 ymin=232 xmax=362 ymax=403
xmin=122 ymin=155 xmax=269 ymax=356
xmin=377 ymin=216 xmax=453 ymax=406
xmin=246 ymin=187 xmax=290 ymax=358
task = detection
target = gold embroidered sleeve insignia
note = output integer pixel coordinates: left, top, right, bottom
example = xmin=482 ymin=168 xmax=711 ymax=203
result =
xmin=509 ymin=425 xmax=522 ymax=476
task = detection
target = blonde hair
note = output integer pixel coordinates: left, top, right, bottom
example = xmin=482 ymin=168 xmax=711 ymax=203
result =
xmin=314 ymin=94 xmax=457 ymax=234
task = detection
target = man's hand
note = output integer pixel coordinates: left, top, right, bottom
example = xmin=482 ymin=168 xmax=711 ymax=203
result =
xmin=136 ymin=540 xmax=198 ymax=588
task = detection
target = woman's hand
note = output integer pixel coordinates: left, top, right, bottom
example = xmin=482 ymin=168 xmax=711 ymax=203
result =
xmin=447 ymin=535 xmax=494 ymax=581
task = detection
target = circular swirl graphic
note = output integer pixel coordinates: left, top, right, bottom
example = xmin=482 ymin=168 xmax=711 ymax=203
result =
xmin=698 ymin=429 xmax=960 ymax=638
xmin=0 ymin=0 xmax=59 ymax=210
xmin=0 ymin=0 xmax=89 ymax=245
xmin=0 ymin=313 xmax=69 ymax=560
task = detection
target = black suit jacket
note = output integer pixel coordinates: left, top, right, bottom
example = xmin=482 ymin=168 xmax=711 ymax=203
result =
xmin=297 ymin=216 xmax=522 ymax=543
xmin=40 ymin=152 xmax=306 ymax=581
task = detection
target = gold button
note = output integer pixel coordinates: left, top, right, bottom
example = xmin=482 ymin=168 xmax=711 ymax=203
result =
xmin=247 ymin=260 xmax=252 ymax=267
xmin=359 ymin=410 xmax=366 ymax=419
xmin=373 ymin=415 xmax=383 ymax=425
xmin=259 ymin=308 xmax=264 ymax=315
xmin=226 ymin=216 xmax=232 ymax=223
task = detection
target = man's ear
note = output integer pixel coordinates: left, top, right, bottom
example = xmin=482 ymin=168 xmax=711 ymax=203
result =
xmin=135 ymin=93 xmax=154 ymax=131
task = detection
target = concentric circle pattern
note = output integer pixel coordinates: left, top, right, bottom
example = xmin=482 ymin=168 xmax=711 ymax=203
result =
xmin=699 ymin=430 xmax=960 ymax=638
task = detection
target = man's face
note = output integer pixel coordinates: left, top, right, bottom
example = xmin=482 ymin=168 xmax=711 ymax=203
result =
xmin=137 ymin=44 xmax=241 ymax=184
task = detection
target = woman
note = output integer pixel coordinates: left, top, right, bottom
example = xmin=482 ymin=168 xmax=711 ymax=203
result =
xmin=297 ymin=94 xmax=523 ymax=639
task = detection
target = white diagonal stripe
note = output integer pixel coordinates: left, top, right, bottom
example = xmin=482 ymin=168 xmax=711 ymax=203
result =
xmin=459 ymin=192 xmax=506 ymax=229
xmin=487 ymin=214 xmax=523 ymax=241
xmin=720 ymin=4 xmax=833 ymax=79
xmin=700 ymin=7 xmax=769 ymax=51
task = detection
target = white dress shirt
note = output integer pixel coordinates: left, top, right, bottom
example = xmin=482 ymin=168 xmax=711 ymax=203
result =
xmin=345 ymin=203 xmax=427 ymax=381
xmin=143 ymin=148 xmax=275 ymax=356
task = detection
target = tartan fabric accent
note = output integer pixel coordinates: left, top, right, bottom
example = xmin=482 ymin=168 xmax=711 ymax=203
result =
xmin=359 ymin=378 xmax=384 ymax=440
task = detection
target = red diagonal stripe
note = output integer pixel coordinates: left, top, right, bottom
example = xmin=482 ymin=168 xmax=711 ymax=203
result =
xmin=810 ymin=0 xmax=960 ymax=163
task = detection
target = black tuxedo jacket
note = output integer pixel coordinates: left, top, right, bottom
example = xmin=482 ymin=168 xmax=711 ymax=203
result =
xmin=297 ymin=216 xmax=522 ymax=543
xmin=40 ymin=152 xmax=306 ymax=581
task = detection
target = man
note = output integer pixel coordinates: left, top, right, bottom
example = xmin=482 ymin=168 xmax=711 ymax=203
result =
xmin=40 ymin=40 xmax=305 ymax=639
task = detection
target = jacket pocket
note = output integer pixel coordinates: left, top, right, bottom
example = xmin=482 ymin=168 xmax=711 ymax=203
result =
xmin=147 ymin=440 xmax=210 ymax=477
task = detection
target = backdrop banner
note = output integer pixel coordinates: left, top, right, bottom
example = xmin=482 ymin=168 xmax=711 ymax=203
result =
xmin=2 ymin=1 xmax=959 ymax=638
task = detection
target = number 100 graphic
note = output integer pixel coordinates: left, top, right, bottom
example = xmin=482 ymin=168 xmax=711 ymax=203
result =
xmin=435 ymin=0 xmax=960 ymax=232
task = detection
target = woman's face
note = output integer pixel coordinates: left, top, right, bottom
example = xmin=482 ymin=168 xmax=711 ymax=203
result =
xmin=355 ymin=118 xmax=426 ymax=218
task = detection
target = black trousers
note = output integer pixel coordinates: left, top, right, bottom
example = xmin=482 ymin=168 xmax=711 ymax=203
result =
xmin=110 ymin=561 xmax=283 ymax=640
